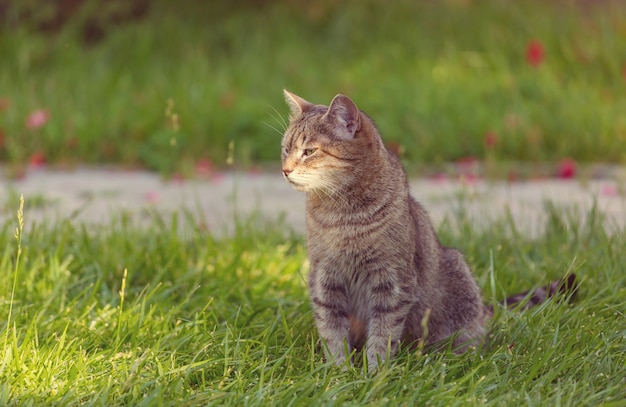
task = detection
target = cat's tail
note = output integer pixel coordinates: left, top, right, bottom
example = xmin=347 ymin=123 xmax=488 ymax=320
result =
xmin=493 ymin=274 xmax=578 ymax=311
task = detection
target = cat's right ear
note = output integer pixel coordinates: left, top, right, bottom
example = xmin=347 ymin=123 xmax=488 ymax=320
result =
xmin=284 ymin=89 xmax=313 ymax=118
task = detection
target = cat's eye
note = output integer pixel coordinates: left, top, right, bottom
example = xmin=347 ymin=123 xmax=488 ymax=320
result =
xmin=303 ymin=148 xmax=317 ymax=157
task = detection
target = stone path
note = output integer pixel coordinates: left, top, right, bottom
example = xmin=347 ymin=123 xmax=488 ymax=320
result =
xmin=1 ymin=168 xmax=625 ymax=236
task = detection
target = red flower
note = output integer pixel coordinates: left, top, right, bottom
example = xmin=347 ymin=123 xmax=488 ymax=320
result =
xmin=484 ymin=131 xmax=498 ymax=148
xmin=526 ymin=40 xmax=545 ymax=67
xmin=29 ymin=152 xmax=47 ymax=168
xmin=26 ymin=109 xmax=50 ymax=130
xmin=557 ymin=158 xmax=576 ymax=179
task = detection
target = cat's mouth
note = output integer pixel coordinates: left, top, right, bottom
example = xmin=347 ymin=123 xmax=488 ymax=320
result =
xmin=285 ymin=177 xmax=308 ymax=192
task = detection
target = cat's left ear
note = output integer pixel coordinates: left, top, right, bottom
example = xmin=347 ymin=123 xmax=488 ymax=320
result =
xmin=325 ymin=94 xmax=361 ymax=139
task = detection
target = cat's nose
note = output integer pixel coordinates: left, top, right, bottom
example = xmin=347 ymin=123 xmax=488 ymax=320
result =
xmin=282 ymin=168 xmax=292 ymax=177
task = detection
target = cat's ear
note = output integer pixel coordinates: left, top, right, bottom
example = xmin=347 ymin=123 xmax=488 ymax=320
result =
xmin=284 ymin=89 xmax=313 ymax=118
xmin=325 ymin=94 xmax=361 ymax=139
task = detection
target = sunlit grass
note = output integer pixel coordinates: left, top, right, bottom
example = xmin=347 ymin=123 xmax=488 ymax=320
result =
xmin=0 ymin=201 xmax=624 ymax=405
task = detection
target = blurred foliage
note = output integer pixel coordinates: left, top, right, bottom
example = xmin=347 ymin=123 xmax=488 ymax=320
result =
xmin=0 ymin=0 xmax=149 ymax=44
xmin=0 ymin=0 xmax=625 ymax=174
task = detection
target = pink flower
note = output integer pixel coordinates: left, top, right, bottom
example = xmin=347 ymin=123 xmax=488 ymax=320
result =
xmin=144 ymin=191 xmax=160 ymax=203
xmin=431 ymin=173 xmax=448 ymax=184
xmin=195 ymin=158 xmax=214 ymax=177
xmin=210 ymin=171 xmax=225 ymax=184
xmin=526 ymin=40 xmax=545 ymax=67
xmin=26 ymin=109 xmax=50 ymax=130
xmin=600 ymin=184 xmax=618 ymax=197
xmin=0 ymin=98 xmax=9 ymax=112
xmin=557 ymin=158 xmax=576 ymax=179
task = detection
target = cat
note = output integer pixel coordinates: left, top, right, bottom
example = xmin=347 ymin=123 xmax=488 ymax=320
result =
xmin=280 ymin=90 xmax=577 ymax=371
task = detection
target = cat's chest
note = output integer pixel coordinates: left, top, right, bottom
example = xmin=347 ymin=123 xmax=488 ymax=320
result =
xmin=306 ymin=207 xmax=410 ymax=266
xmin=306 ymin=195 xmax=406 ymax=239
xmin=304 ymin=192 xmax=412 ymax=270
xmin=306 ymin=209 xmax=384 ymax=252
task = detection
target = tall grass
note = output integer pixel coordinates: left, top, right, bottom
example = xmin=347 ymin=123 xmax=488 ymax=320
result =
xmin=0 ymin=202 xmax=623 ymax=405
xmin=1 ymin=0 xmax=625 ymax=173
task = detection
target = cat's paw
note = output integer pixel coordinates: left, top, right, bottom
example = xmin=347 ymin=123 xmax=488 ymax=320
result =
xmin=365 ymin=350 xmax=385 ymax=374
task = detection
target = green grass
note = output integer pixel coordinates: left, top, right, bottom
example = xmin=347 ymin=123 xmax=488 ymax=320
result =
xmin=0 ymin=199 xmax=624 ymax=405
xmin=1 ymin=0 xmax=626 ymax=174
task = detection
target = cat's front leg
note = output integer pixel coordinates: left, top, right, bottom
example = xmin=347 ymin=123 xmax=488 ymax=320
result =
xmin=309 ymin=272 xmax=351 ymax=366
xmin=365 ymin=300 xmax=411 ymax=371
xmin=312 ymin=301 xmax=351 ymax=366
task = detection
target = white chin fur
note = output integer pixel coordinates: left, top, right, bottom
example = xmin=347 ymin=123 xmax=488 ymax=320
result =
xmin=285 ymin=176 xmax=310 ymax=192
xmin=288 ymin=172 xmax=335 ymax=193
xmin=290 ymin=182 xmax=309 ymax=192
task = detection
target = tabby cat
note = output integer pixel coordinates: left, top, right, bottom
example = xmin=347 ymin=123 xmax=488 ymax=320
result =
xmin=280 ymin=90 xmax=576 ymax=371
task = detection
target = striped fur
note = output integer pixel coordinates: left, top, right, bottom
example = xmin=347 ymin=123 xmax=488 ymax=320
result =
xmin=281 ymin=91 xmax=576 ymax=371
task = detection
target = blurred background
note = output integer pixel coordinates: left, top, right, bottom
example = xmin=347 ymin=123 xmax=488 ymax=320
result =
xmin=0 ymin=0 xmax=625 ymax=177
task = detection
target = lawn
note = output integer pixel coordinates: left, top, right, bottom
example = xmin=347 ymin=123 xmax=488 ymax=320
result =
xmin=1 ymin=0 xmax=626 ymax=174
xmin=1 ymin=198 xmax=624 ymax=405
xmin=1 ymin=0 xmax=625 ymax=405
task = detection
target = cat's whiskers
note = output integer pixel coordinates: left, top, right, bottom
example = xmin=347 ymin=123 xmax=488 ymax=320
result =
xmin=311 ymin=187 xmax=327 ymax=205
xmin=330 ymin=188 xmax=350 ymax=208
xmin=316 ymin=186 xmax=341 ymax=207
xmin=313 ymin=176 xmax=350 ymax=208
xmin=268 ymin=105 xmax=288 ymax=130
xmin=321 ymin=173 xmax=351 ymax=204
xmin=264 ymin=121 xmax=285 ymax=137
xmin=265 ymin=105 xmax=289 ymax=136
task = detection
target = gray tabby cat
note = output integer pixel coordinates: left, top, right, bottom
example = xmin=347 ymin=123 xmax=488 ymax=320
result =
xmin=280 ymin=90 xmax=576 ymax=371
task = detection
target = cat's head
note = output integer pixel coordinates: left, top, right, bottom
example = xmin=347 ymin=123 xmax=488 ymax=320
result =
xmin=281 ymin=90 xmax=379 ymax=193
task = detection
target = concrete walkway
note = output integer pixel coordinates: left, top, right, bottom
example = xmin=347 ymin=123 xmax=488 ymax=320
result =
xmin=1 ymin=167 xmax=625 ymax=236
